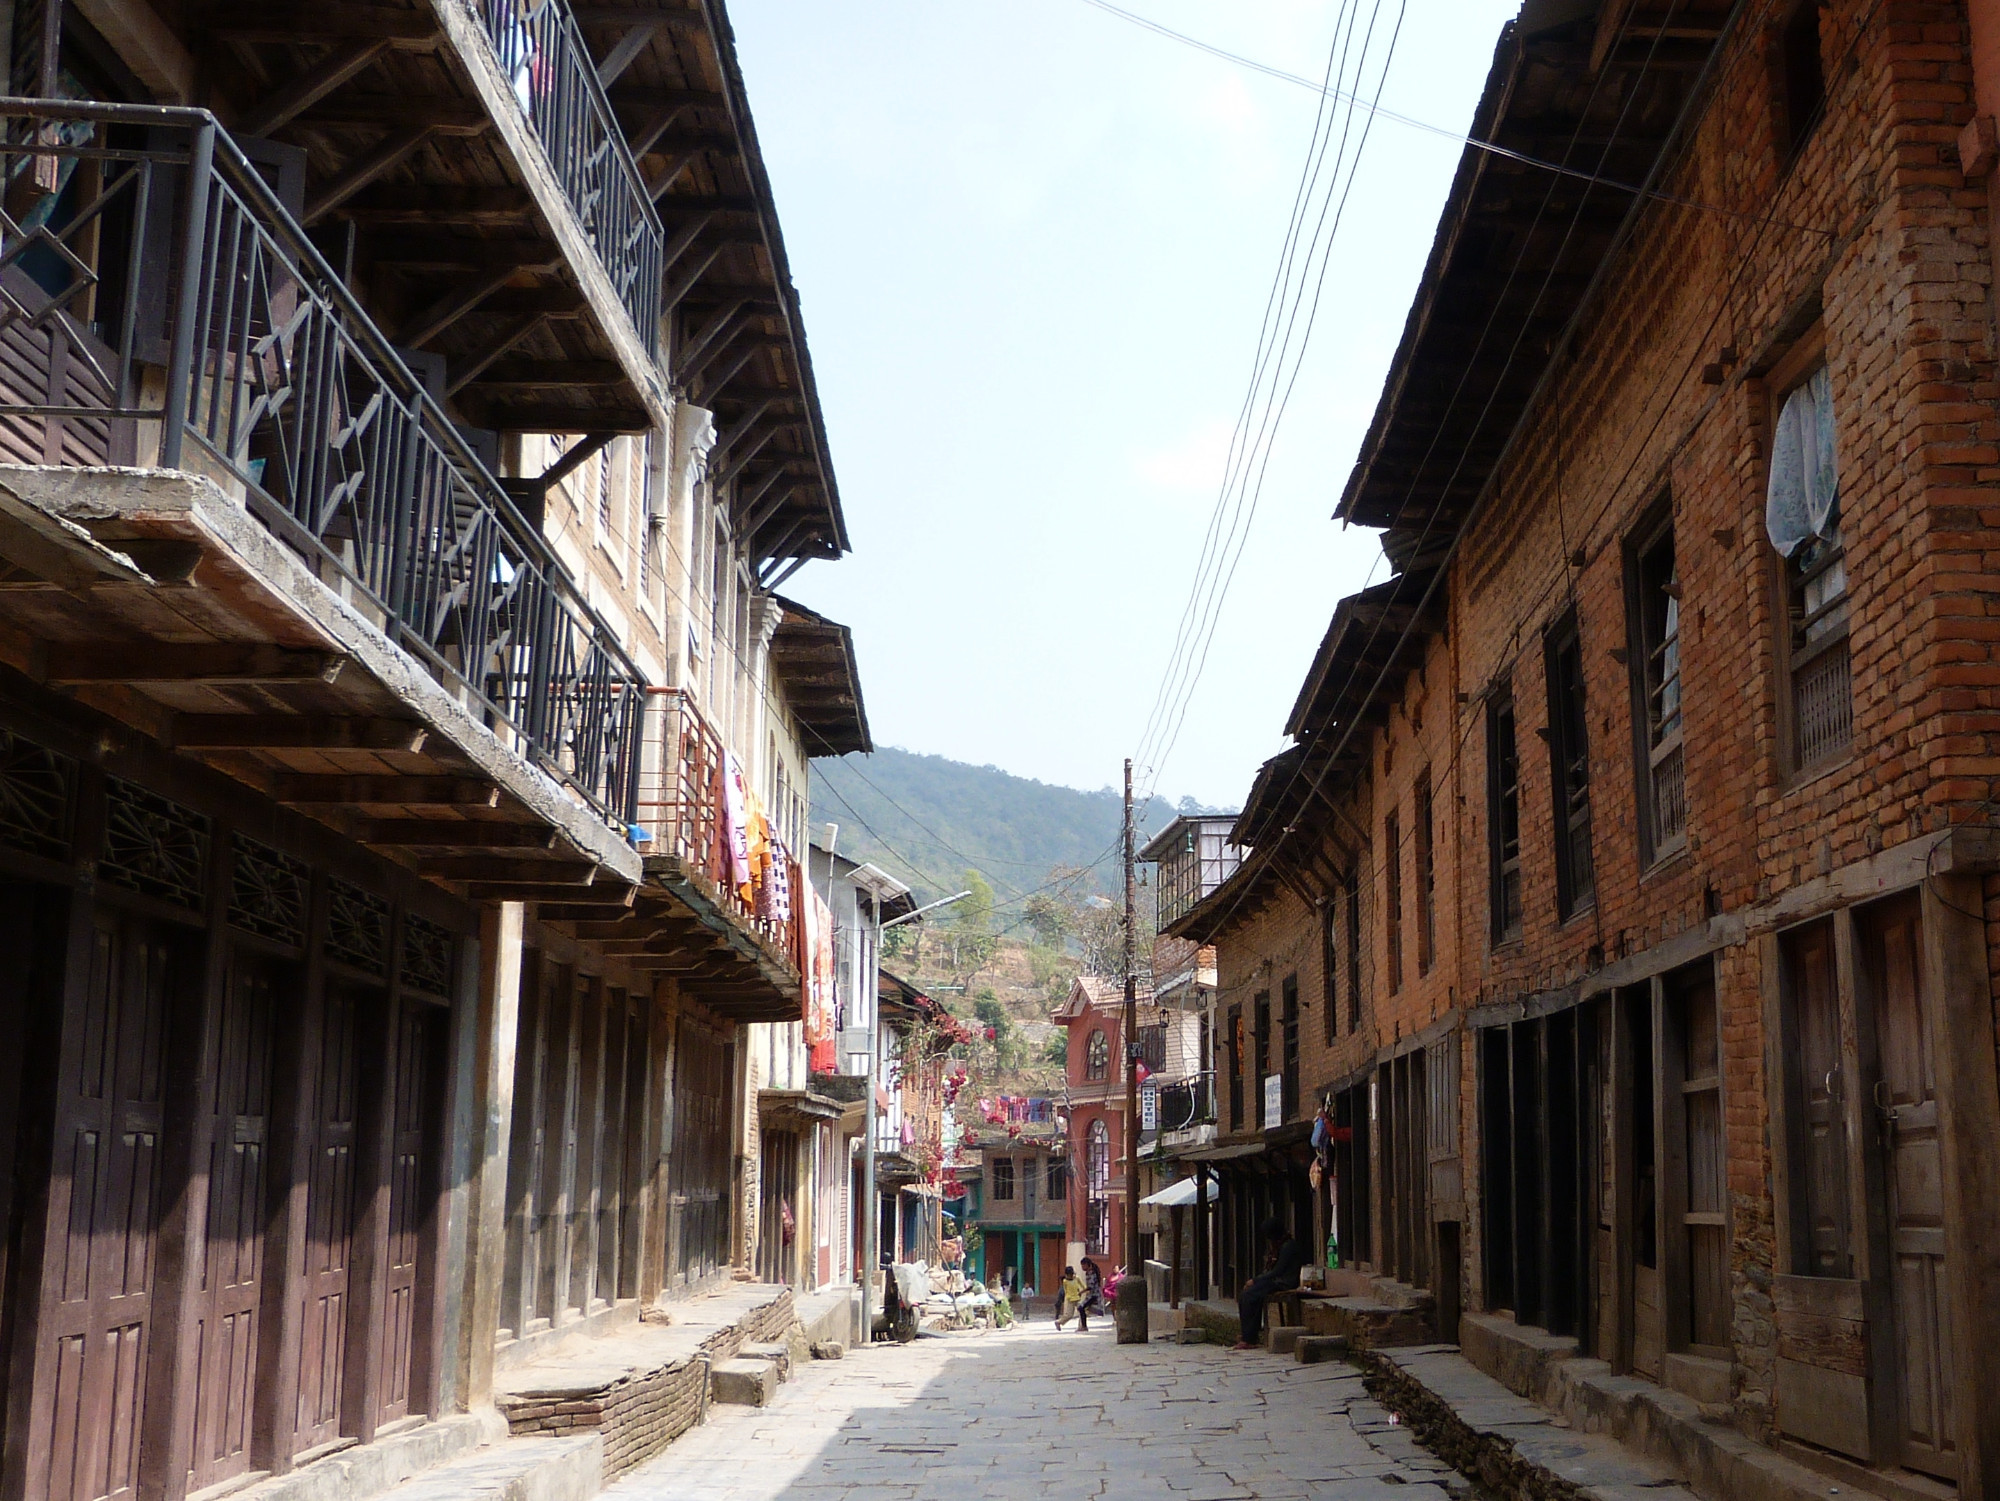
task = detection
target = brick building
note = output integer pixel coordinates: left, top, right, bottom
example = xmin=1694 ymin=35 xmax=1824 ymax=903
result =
xmin=1168 ymin=0 xmax=2000 ymax=1494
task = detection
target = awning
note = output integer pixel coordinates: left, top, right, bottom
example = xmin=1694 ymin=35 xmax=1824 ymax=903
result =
xmin=1141 ymin=1177 xmax=1217 ymax=1208
xmin=1178 ymin=1141 xmax=1274 ymax=1164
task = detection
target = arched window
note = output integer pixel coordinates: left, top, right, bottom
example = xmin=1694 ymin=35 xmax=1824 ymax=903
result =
xmin=1086 ymin=1029 xmax=1109 ymax=1082
xmin=1087 ymin=1119 xmax=1110 ymax=1194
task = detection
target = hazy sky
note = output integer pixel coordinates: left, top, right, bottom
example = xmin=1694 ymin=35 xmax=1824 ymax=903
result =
xmin=733 ymin=0 xmax=1516 ymax=810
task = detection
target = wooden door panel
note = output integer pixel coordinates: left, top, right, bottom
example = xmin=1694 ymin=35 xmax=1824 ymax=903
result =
xmin=188 ymin=956 xmax=276 ymax=1490
xmin=31 ymin=915 xmax=171 ymax=1501
xmin=378 ymin=1001 xmax=431 ymax=1422
xmin=295 ymin=983 xmax=359 ymax=1453
xmin=1868 ymin=901 xmax=1957 ymax=1481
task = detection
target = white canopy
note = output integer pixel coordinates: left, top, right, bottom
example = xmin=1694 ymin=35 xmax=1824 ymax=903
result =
xmin=1140 ymin=1177 xmax=1216 ymax=1208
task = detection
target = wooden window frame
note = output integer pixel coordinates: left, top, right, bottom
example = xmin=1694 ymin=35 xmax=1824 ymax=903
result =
xmin=992 ymin=1156 xmax=1015 ymax=1202
xmin=1624 ymin=502 xmax=1687 ymax=866
xmin=1776 ymin=0 xmax=1826 ymax=164
xmin=1345 ymin=867 xmax=1363 ymax=1033
xmin=1487 ymin=686 xmax=1523 ymax=944
xmin=1385 ymin=811 xmax=1404 ymax=993
xmin=1764 ymin=331 xmax=1852 ymax=780
xmin=1322 ymin=898 xmax=1339 ymax=1046
xmin=1544 ymin=613 xmax=1595 ymax=920
xmin=1280 ymin=974 xmax=1299 ymax=1119
xmin=1226 ymin=1005 xmax=1244 ymax=1130
xmin=1085 ymin=1028 xmax=1108 ymax=1083
xmin=1415 ymin=768 xmax=1436 ymax=975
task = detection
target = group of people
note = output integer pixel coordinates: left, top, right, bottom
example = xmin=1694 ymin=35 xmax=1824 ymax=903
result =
xmin=1054 ymin=1257 xmax=1109 ymax=1331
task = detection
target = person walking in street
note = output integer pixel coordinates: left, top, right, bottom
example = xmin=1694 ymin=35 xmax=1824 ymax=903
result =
xmin=1234 ymin=1217 xmax=1305 ymax=1350
xmin=1079 ymin=1257 xmax=1105 ymax=1328
xmin=1055 ymin=1266 xmax=1084 ymax=1330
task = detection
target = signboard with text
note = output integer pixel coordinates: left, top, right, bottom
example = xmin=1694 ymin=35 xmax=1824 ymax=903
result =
xmin=1264 ymin=1074 xmax=1283 ymax=1130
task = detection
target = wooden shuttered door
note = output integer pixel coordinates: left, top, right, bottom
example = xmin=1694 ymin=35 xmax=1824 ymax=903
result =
xmin=28 ymin=914 xmax=173 ymax=1501
xmin=294 ymin=982 xmax=361 ymax=1455
xmin=1865 ymin=898 xmax=1956 ymax=1481
xmin=186 ymin=956 xmax=277 ymax=1491
xmin=377 ymin=998 xmax=437 ymax=1425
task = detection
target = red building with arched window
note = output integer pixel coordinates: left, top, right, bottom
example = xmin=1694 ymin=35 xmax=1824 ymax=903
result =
xmin=1053 ymin=975 xmax=1152 ymax=1273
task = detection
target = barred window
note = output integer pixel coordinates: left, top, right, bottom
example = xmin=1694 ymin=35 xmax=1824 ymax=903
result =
xmin=1227 ymin=1007 xmax=1244 ymax=1129
xmin=1545 ymin=616 xmax=1595 ymax=918
xmin=1486 ymin=688 xmax=1522 ymax=943
xmin=1384 ymin=812 xmax=1404 ymax=993
xmin=992 ymin=1158 xmax=1014 ymax=1201
xmin=1086 ymin=1029 xmax=1109 ymax=1082
xmin=1631 ymin=512 xmax=1687 ymax=859
xmin=1415 ymin=768 xmax=1436 ymax=975
xmin=1087 ymin=1119 xmax=1110 ymax=1193
xmin=1767 ymin=366 xmax=1850 ymax=773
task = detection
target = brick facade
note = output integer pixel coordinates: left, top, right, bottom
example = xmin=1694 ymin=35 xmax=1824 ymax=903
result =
xmin=1169 ymin=0 xmax=2000 ymax=1491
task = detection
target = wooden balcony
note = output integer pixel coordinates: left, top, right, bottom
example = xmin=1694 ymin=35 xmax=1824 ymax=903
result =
xmin=0 ymin=102 xmax=657 ymax=893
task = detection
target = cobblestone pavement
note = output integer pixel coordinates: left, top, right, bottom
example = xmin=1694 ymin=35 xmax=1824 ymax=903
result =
xmin=608 ymin=1319 xmax=1463 ymax=1501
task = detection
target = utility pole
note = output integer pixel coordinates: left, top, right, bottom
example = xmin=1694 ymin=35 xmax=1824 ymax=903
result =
xmin=1115 ymin=758 xmax=1148 ymax=1343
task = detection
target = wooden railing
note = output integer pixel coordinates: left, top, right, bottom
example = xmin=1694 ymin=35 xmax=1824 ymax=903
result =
xmin=639 ymin=688 xmax=798 ymax=964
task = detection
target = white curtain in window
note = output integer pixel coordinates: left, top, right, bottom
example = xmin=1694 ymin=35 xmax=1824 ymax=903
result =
xmin=1765 ymin=366 xmax=1839 ymax=556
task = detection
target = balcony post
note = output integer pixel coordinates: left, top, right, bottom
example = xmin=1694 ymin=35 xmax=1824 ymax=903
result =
xmin=158 ymin=117 xmax=216 ymax=470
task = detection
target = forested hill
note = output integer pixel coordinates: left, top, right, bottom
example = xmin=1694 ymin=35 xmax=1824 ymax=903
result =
xmin=808 ymin=747 xmax=1208 ymax=904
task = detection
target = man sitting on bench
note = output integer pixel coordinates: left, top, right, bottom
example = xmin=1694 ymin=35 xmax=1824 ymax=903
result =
xmin=1234 ymin=1217 xmax=1305 ymax=1351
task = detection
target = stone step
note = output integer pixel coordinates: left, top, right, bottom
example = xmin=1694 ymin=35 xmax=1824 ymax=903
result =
xmin=710 ymin=1357 xmax=778 ymax=1407
xmin=230 ymin=1414 xmax=506 ymax=1501
xmin=373 ymin=1436 xmax=601 ymax=1501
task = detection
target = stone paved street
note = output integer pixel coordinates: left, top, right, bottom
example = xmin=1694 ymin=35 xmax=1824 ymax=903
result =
xmin=608 ymin=1321 xmax=1463 ymax=1501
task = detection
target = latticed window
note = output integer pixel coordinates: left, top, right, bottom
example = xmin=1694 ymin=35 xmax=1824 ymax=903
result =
xmin=1087 ymin=1119 xmax=1110 ymax=1193
xmin=1137 ymin=1024 xmax=1166 ymax=1073
xmin=1632 ymin=514 xmax=1687 ymax=857
xmin=1280 ymin=975 xmax=1299 ymax=1118
xmin=1767 ymin=366 xmax=1850 ymax=772
xmin=1545 ymin=617 xmax=1595 ymax=918
xmin=1086 ymin=1029 xmax=1109 ymax=1082
xmin=992 ymin=1158 xmax=1014 ymax=1201
xmin=1227 ymin=1007 xmax=1244 ymax=1128
xmin=1487 ymin=689 xmax=1522 ymax=943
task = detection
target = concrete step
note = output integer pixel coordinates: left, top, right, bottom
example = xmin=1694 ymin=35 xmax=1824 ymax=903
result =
xmin=373 ymin=1436 xmax=601 ymax=1501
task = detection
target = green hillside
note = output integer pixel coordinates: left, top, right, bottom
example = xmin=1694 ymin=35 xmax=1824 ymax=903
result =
xmin=808 ymin=747 xmax=1214 ymax=910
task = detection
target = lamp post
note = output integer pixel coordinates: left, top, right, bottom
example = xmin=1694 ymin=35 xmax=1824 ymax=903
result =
xmin=861 ymin=886 xmax=972 ymax=1341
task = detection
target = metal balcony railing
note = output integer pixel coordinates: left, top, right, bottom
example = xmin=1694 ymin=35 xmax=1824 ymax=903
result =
xmin=482 ymin=0 xmax=664 ymax=356
xmin=0 ymin=102 xmax=645 ymax=825
xmin=639 ymin=687 xmax=798 ymax=963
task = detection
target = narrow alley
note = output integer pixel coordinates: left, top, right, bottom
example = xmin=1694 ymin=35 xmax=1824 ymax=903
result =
xmin=607 ymin=1329 xmax=1456 ymax=1501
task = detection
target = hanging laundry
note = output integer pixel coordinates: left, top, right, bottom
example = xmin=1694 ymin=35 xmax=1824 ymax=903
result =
xmin=721 ymin=752 xmax=752 ymax=898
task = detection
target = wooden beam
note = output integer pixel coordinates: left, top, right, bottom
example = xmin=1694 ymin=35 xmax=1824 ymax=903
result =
xmin=213 ymin=6 xmax=434 ymax=41
xmin=370 ymin=236 xmax=555 ymax=271
xmin=239 ymin=38 xmax=396 ymax=137
xmin=297 ymin=96 xmax=486 ymax=131
xmin=535 ymin=897 xmax=640 ymax=920
xmin=537 ymin=431 xmax=618 ymax=488
xmin=608 ymin=86 xmax=723 ymax=114
xmin=464 ymin=880 xmax=632 ymax=900
xmin=446 ymin=314 xmax=552 ymax=397
xmin=656 ymin=192 xmax=757 ymax=215
xmin=401 ymin=261 xmax=543 ymax=348
xmin=714 ymin=424 xmax=784 ymax=490
xmin=276 ymin=775 xmax=499 ymax=807
xmin=693 ymin=345 xmax=759 ymax=404
xmin=464 ymin=403 xmax=648 ymax=433
xmin=308 ymin=126 xmax=437 ymax=223
xmin=174 ymin=714 xmax=426 ymax=752
xmin=47 ymin=643 xmax=346 ymax=686
xmin=480 ymin=288 xmax=587 ymax=317
xmin=573 ymin=7 xmax=707 ymax=27
xmin=626 ymin=101 xmax=690 ymax=158
xmin=344 ymin=186 xmax=533 ymax=225
xmin=419 ymin=858 xmax=599 ymax=884
xmin=361 ymin=821 xmax=560 ymax=849
xmin=465 ymin=361 xmax=628 ymax=391
xmin=567 ymin=919 xmax=704 ymax=940
xmin=661 ymin=243 xmax=726 ymax=311
xmin=677 ymin=299 xmax=747 ymax=372
xmin=657 ymin=210 xmax=715 ymax=274
xmin=594 ymin=18 xmax=663 ymax=86
xmin=645 ymin=128 xmax=737 ymax=156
